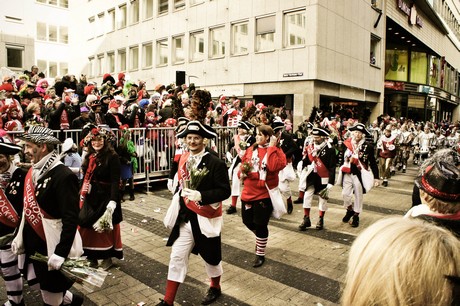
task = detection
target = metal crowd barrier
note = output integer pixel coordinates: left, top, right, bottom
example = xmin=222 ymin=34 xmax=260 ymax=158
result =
xmin=9 ymin=126 xmax=237 ymax=186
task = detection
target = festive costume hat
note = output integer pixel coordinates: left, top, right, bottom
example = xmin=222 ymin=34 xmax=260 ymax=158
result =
xmin=0 ymin=138 xmax=22 ymax=155
xmin=176 ymin=121 xmax=216 ymax=139
xmin=18 ymin=126 xmax=61 ymax=145
xmin=415 ymin=161 xmax=460 ymax=202
xmin=312 ymin=127 xmax=330 ymax=137
xmin=349 ymin=123 xmax=371 ymax=136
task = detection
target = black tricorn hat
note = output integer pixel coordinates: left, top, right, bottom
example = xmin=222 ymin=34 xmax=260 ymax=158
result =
xmin=0 ymin=138 xmax=22 ymax=155
xmin=415 ymin=161 xmax=460 ymax=202
xmin=311 ymin=127 xmax=330 ymax=137
xmin=349 ymin=123 xmax=370 ymax=136
xmin=176 ymin=120 xmax=217 ymax=139
xmin=238 ymin=121 xmax=254 ymax=131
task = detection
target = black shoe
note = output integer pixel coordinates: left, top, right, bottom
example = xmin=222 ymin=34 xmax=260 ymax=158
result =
xmin=402 ymin=168 xmax=406 ymax=173
xmin=70 ymin=293 xmax=84 ymax=306
xmin=293 ymin=198 xmax=303 ymax=204
xmin=390 ymin=170 xmax=395 ymax=176
xmin=298 ymin=216 xmax=311 ymax=231
xmin=287 ymin=202 xmax=293 ymax=214
xmin=156 ymin=299 xmax=173 ymax=306
xmin=350 ymin=215 xmax=359 ymax=227
xmin=252 ymin=255 xmax=265 ymax=268
xmin=382 ymin=180 xmax=388 ymax=187
xmin=315 ymin=217 xmax=324 ymax=230
xmin=129 ymin=195 xmax=135 ymax=201
xmin=342 ymin=209 xmax=354 ymax=223
xmin=201 ymin=287 xmax=222 ymax=305
xmin=226 ymin=206 xmax=237 ymax=214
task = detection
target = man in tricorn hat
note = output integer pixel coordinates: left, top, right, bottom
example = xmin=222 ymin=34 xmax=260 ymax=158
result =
xmin=298 ymin=127 xmax=336 ymax=230
xmin=158 ymin=121 xmax=231 ymax=306
xmin=12 ymin=126 xmax=83 ymax=305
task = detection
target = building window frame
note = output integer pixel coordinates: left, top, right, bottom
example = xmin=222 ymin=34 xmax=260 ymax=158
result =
xmin=284 ymin=9 xmax=306 ymax=48
xmin=142 ymin=42 xmax=153 ymax=68
xmin=231 ymin=20 xmax=249 ymax=56
xmin=130 ymin=0 xmax=140 ymax=25
xmin=158 ymin=0 xmax=168 ymax=15
xmin=118 ymin=4 xmax=127 ymax=29
xmin=209 ymin=26 xmax=226 ymax=59
xmin=156 ymin=38 xmax=169 ymax=66
xmin=6 ymin=45 xmax=24 ymax=69
xmin=108 ymin=9 xmax=115 ymax=32
xmin=370 ymin=34 xmax=381 ymax=67
xmin=129 ymin=45 xmax=139 ymax=71
xmin=143 ymin=0 xmax=153 ymax=20
xmin=118 ymin=48 xmax=127 ymax=72
xmin=189 ymin=30 xmax=205 ymax=62
xmin=172 ymin=35 xmax=185 ymax=64
xmin=107 ymin=52 xmax=115 ymax=73
xmin=256 ymin=15 xmax=276 ymax=52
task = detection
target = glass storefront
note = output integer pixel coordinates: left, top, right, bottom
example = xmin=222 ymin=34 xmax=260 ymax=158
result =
xmin=410 ymin=51 xmax=428 ymax=84
xmin=385 ymin=49 xmax=408 ymax=82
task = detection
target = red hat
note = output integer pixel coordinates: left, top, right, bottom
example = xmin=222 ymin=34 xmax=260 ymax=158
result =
xmin=0 ymin=83 xmax=14 ymax=92
xmin=146 ymin=112 xmax=156 ymax=118
xmin=109 ymin=99 xmax=119 ymax=110
xmin=256 ymin=103 xmax=266 ymax=110
xmin=165 ymin=118 xmax=177 ymax=126
xmin=219 ymin=95 xmax=227 ymax=102
xmin=118 ymin=72 xmax=125 ymax=81
xmin=84 ymin=85 xmax=95 ymax=95
xmin=4 ymin=121 xmax=18 ymax=131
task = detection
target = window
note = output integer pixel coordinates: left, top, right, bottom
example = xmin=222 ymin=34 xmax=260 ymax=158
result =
xmin=60 ymin=62 xmax=68 ymax=76
xmin=97 ymin=54 xmax=104 ymax=76
xmin=143 ymin=0 xmax=153 ymax=19
xmin=385 ymin=48 xmax=408 ymax=82
xmin=59 ymin=26 xmax=68 ymax=44
xmin=174 ymin=0 xmax=185 ymax=10
xmin=88 ymin=17 xmax=95 ymax=39
xmin=118 ymin=5 xmax=127 ymax=29
xmin=59 ymin=0 xmax=68 ymax=8
xmin=48 ymin=25 xmax=57 ymax=42
xmin=231 ymin=21 xmax=249 ymax=55
xmin=209 ymin=27 xmax=225 ymax=58
xmin=88 ymin=57 xmax=94 ymax=77
xmin=118 ymin=49 xmax=127 ymax=71
xmin=190 ymin=31 xmax=204 ymax=61
xmin=37 ymin=22 xmax=47 ymax=41
xmin=173 ymin=35 xmax=185 ymax=64
xmin=97 ymin=13 xmax=105 ymax=36
xmin=108 ymin=9 xmax=115 ymax=32
xmin=256 ymin=15 xmax=275 ymax=52
xmin=107 ymin=52 xmax=115 ymax=72
xmin=284 ymin=10 xmax=305 ymax=47
xmin=37 ymin=60 xmax=47 ymax=75
xmin=49 ymin=61 xmax=58 ymax=77
xmin=158 ymin=0 xmax=168 ymax=15
xmin=429 ymin=56 xmax=440 ymax=87
xmin=370 ymin=34 xmax=380 ymax=66
xmin=6 ymin=45 xmax=23 ymax=68
xmin=190 ymin=0 xmax=203 ymax=5
xmin=130 ymin=0 xmax=139 ymax=24
xmin=142 ymin=43 xmax=153 ymax=67
xmin=157 ymin=39 xmax=168 ymax=66
xmin=129 ymin=46 xmax=139 ymax=70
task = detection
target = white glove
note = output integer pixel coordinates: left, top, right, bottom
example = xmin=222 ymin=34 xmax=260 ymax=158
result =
xmin=182 ymin=188 xmax=202 ymax=202
xmin=11 ymin=237 xmax=24 ymax=255
xmin=326 ymin=183 xmax=333 ymax=190
xmin=106 ymin=201 xmax=116 ymax=213
xmin=167 ymin=179 xmax=174 ymax=193
xmin=48 ymin=254 xmax=65 ymax=271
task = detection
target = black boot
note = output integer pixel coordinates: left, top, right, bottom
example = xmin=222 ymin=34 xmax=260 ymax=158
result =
xmin=226 ymin=206 xmax=237 ymax=214
xmin=342 ymin=209 xmax=354 ymax=223
xmin=253 ymin=255 xmax=265 ymax=268
xmin=287 ymin=201 xmax=293 ymax=214
xmin=315 ymin=217 xmax=324 ymax=230
xmin=350 ymin=215 xmax=359 ymax=227
xmin=298 ymin=216 xmax=311 ymax=231
xmin=201 ymin=287 xmax=222 ymax=305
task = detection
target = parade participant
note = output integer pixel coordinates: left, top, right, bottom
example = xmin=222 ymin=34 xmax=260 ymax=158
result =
xmin=342 ymin=217 xmax=460 ymax=306
xmin=406 ymin=159 xmax=460 ymax=235
xmin=167 ymin=117 xmax=189 ymax=194
xmin=339 ymin=123 xmax=379 ymax=227
xmin=298 ymin=127 xmax=336 ymax=230
xmin=376 ymin=125 xmax=397 ymax=187
xmin=0 ymin=139 xmax=27 ymax=306
xmin=12 ymin=126 xmax=83 ymax=305
xmin=294 ymin=122 xmax=314 ymax=204
xmin=226 ymin=120 xmax=255 ymax=214
xmin=272 ymin=121 xmax=298 ymax=214
xmin=239 ymin=125 xmax=286 ymax=268
xmin=158 ymin=121 xmax=230 ymax=306
xmin=412 ymin=124 xmax=436 ymax=165
xmin=395 ymin=124 xmax=414 ymax=173
xmin=79 ymin=127 xmax=123 ymax=271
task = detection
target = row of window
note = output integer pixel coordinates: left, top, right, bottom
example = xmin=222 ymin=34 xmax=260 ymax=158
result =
xmin=37 ymin=23 xmax=68 ymax=44
xmin=87 ymin=10 xmax=306 ymax=77
xmin=36 ymin=0 xmax=68 ymax=9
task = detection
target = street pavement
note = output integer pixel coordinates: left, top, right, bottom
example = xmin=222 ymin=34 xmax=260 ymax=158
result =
xmin=0 ymin=165 xmax=417 ymax=305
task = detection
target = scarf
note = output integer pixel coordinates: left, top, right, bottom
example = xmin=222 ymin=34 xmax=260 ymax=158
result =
xmin=0 ymin=164 xmax=19 ymax=227
xmin=79 ymin=153 xmax=97 ymax=208
xmin=32 ymin=151 xmax=61 ymax=186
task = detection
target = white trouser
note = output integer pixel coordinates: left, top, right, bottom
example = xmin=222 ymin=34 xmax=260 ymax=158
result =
xmin=279 ymin=180 xmax=292 ymax=198
xmin=0 ymin=246 xmax=23 ymax=304
xmin=41 ymin=290 xmax=63 ymax=305
xmin=303 ymin=185 xmax=328 ymax=212
xmin=342 ymin=173 xmax=363 ymax=213
xmin=168 ymin=222 xmax=223 ymax=283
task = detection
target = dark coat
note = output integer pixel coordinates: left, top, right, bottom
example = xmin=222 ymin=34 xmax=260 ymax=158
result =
xmin=79 ymin=151 xmax=122 ymax=228
xmin=0 ymin=167 xmax=26 ymax=238
xmin=48 ymin=102 xmax=78 ymax=130
xmin=105 ymin=112 xmax=127 ymax=129
xmin=23 ymin=164 xmax=79 ymax=293
xmin=303 ymin=142 xmax=336 ymax=193
xmin=167 ymin=151 xmax=231 ymax=265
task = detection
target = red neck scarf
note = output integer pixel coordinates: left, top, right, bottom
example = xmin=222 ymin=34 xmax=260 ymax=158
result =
xmin=79 ymin=154 xmax=98 ymax=209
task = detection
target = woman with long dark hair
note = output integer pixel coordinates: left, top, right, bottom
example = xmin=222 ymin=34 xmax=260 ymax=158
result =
xmin=79 ymin=127 xmax=123 ymax=270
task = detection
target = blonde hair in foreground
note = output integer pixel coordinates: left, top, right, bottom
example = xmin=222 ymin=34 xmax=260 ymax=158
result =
xmin=341 ymin=217 xmax=460 ymax=306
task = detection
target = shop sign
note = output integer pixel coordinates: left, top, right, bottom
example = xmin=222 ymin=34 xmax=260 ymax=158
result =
xmin=384 ymin=81 xmax=404 ymax=90
xmin=397 ymin=0 xmax=423 ymax=27
xmin=283 ymin=72 xmax=303 ymax=77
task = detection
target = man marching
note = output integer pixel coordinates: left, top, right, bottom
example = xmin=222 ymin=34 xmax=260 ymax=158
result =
xmin=12 ymin=126 xmax=83 ymax=306
xmin=298 ymin=128 xmax=336 ymax=230
xmin=376 ymin=125 xmax=398 ymax=187
xmin=158 ymin=121 xmax=231 ymax=306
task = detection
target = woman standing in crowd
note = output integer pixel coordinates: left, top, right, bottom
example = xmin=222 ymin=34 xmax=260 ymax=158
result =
xmin=79 ymin=127 xmax=123 ymax=270
xmin=239 ymin=124 xmax=286 ymax=268
xmin=117 ymin=126 xmax=137 ymax=202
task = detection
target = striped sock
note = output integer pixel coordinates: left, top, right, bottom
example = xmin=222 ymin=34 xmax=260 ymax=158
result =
xmin=255 ymin=237 xmax=268 ymax=256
